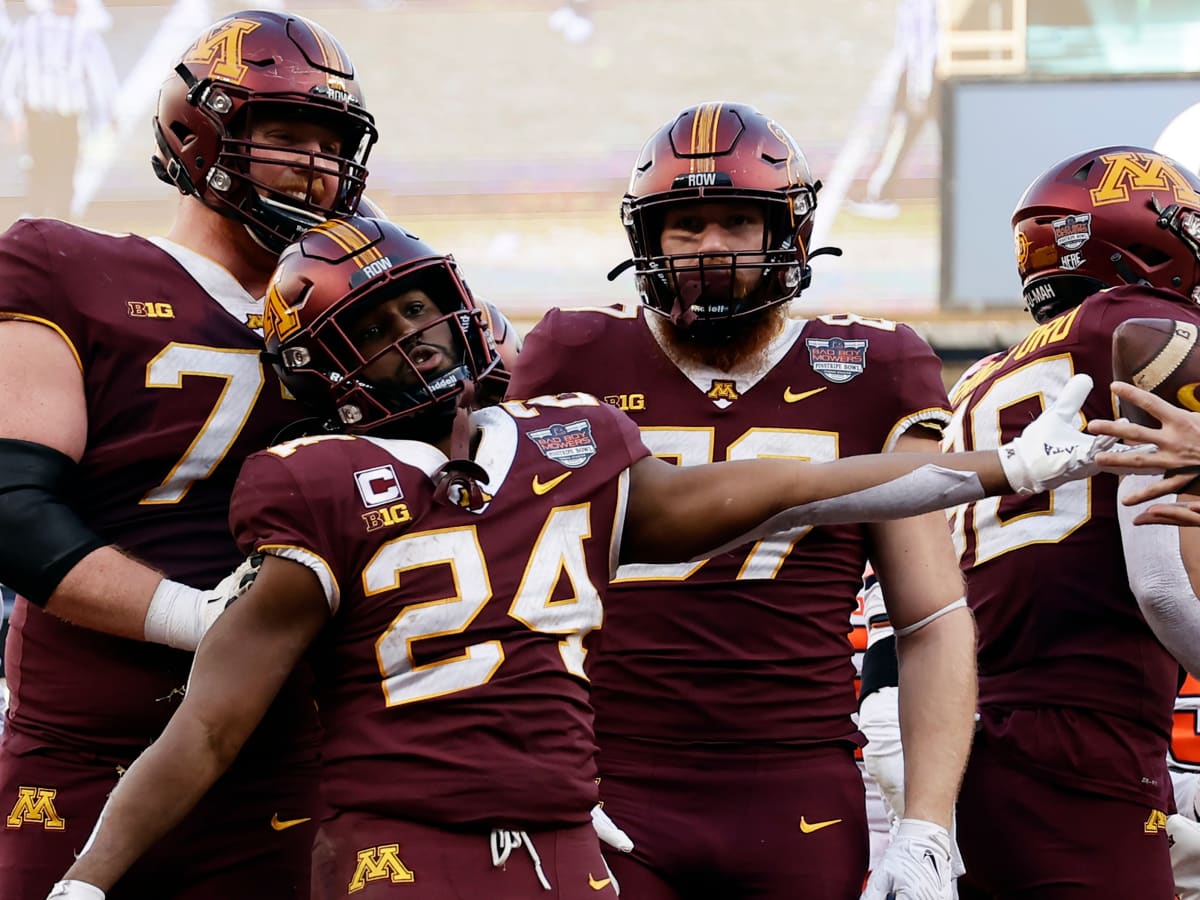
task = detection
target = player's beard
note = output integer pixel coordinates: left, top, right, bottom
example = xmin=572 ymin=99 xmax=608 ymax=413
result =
xmin=657 ymin=304 xmax=788 ymax=373
xmin=272 ymin=170 xmax=331 ymax=211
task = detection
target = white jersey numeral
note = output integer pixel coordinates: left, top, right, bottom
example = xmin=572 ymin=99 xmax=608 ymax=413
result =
xmin=614 ymin=426 xmax=838 ymax=583
xmin=943 ymin=354 xmax=1092 ymax=564
xmin=141 ymin=344 xmax=265 ymax=504
xmin=369 ymin=508 xmax=603 ymax=707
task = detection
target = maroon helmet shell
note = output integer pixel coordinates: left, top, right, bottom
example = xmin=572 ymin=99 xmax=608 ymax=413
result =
xmin=153 ymin=11 xmax=378 ymax=253
xmin=263 ymin=216 xmax=506 ymax=436
xmin=620 ymin=102 xmax=821 ymax=331
xmin=1012 ymin=146 xmax=1200 ymax=323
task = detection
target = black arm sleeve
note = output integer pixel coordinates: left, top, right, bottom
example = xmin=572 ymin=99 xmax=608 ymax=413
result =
xmin=0 ymin=439 xmax=108 ymax=605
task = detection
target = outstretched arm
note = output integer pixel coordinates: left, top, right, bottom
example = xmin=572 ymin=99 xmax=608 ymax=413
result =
xmin=52 ymin=556 xmax=329 ymax=895
xmin=622 ymin=374 xmax=1109 ymax=563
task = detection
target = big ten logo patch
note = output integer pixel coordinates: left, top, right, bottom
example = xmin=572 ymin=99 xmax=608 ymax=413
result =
xmin=362 ymin=503 xmax=412 ymax=532
xmin=6 ymin=786 xmax=65 ymax=830
xmin=602 ymin=393 xmax=645 ymax=413
xmin=348 ymin=844 xmax=414 ymax=893
xmin=127 ymin=301 xmax=175 ymax=319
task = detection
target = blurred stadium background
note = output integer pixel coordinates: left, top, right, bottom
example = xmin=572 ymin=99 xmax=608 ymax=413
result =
xmin=1 ymin=0 xmax=1198 ymax=383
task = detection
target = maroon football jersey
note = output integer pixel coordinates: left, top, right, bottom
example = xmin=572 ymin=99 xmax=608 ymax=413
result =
xmin=0 ymin=218 xmax=306 ymax=751
xmin=507 ymin=303 xmax=951 ymax=743
xmin=945 ymin=285 xmax=1200 ymax=806
xmin=229 ymin=398 xmax=650 ymax=828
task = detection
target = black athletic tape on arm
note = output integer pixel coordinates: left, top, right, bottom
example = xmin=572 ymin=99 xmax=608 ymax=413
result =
xmin=0 ymin=439 xmax=108 ymax=606
xmin=859 ymin=634 xmax=899 ymax=706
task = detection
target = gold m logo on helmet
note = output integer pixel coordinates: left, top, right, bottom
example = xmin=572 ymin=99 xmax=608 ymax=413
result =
xmin=263 ymin=281 xmax=304 ymax=343
xmin=6 ymin=787 xmax=65 ymax=830
xmin=348 ymin=844 xmax=414 ymax=893
xmin=1091 ymin=152 xmax=1200 ymax=208
xmin=182 ymin=19 xmax=261 ymax=84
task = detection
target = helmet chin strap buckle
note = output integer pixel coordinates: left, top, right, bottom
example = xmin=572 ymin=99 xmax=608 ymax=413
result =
xmin=432 ymin=382 xmax=490 ymax=512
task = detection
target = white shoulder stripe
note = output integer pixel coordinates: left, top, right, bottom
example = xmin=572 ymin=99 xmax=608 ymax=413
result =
xmin=267 ymin=546 xmax=341 ymax=615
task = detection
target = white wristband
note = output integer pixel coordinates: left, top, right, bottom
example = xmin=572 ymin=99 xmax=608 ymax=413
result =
xmin=143 ymin=579 xmax=205 ymax=651
xmin=893 ymin=597 xmax=968 ymax=638
xmin=47 ymin=880 xmax=106 ymax=900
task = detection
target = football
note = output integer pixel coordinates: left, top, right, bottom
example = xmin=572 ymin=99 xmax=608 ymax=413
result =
xmin=1111 ymin=317 xmax=1200 ymax=427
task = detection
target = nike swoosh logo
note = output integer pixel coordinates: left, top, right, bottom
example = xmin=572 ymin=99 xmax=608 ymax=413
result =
xmin=532 ymin=472 xmax=571 ymax=495
xmin=783 ymin=386 xmax=828 ymax=403
xmin=588 ymin=874 xmax=612 ymax=891
xmin=270 ymin=814 xmax=312 ymax=832
xmin=799 ymin=816 xmax=842 ymax=833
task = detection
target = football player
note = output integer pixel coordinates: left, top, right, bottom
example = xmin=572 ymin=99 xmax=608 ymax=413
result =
xmin=46 ymin=215 xmax=1111 ymax=900
xmin=0 ymin=11 xmax=378 ymax=898
xmin=505 ymin=102 xmax=977 ymax=900
xmin=944 ymin=146 xmax=1200 ymax=900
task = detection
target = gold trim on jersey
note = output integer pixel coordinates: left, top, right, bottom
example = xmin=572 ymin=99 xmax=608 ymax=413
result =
xmin=0 ymin=313 xmax=82 ymax=372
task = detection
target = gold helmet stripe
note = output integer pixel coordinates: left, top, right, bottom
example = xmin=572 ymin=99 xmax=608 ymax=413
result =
xmin=294 ymin=16 xmax=332 ymax=71
xmin=688 ymin=102 xmax=721 ymax=173
xmin=311 ymin=219 xmax=385 ymax=266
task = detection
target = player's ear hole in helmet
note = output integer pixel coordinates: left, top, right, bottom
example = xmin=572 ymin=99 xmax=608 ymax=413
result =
xmin=608 ymin=102 xmax=841 ymax=339
xmin=262 ymin=216 xmax=508 ymax=441
xmin=151 ymin=10 xmax=378 ymax=254
xmin=1012 ymin=146 xmax=1200 ymax=324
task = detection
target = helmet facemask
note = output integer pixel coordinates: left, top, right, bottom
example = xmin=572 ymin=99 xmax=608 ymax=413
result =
xmin=276 ymin=258 xmax=505 ymax=441
xmin=626 ymin=187 xmax=816 ymax=341
xmin=184 ymin=80 xmax=375 ymax=253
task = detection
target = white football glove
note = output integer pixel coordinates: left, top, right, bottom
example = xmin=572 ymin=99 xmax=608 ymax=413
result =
xmin=861 ymin=818 xmax=954 ymax=900
xmin=998 ymin=373 xmax=1117 ymax=495
xmin=860 ymin=687 xmax=905 ymax=823
xmin=46 ymin=881 xmax=105 ymax=900
xmin=591 ymin=803 xmax=634 ymax=853
xmin=143 ymin=554 xmax=264 ymax=651
xmin=1170 ymin=813 xmax=1200 ymax=900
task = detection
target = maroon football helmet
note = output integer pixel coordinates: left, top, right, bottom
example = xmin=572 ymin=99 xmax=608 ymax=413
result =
xmin=263 ymin=216 xmax=507 ymax=437
xmin=1013 ymin=146 xmax=1200 ymax=323
xmin=616 ymin=102 xmax=828 ymax=334
xmin=153 ymin=11 xmax=378 ymax=253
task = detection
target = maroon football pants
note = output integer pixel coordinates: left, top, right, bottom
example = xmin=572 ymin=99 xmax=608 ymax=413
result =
xmin=0 ymin=730 xmax=317 ymax=899
xmin=311 ymin=813 xmax=615 ymax=899
xmin=957 ymin=727 xmax=1173 ymax=900
xmin=594 ymin=736 xmax=869 ymax=900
